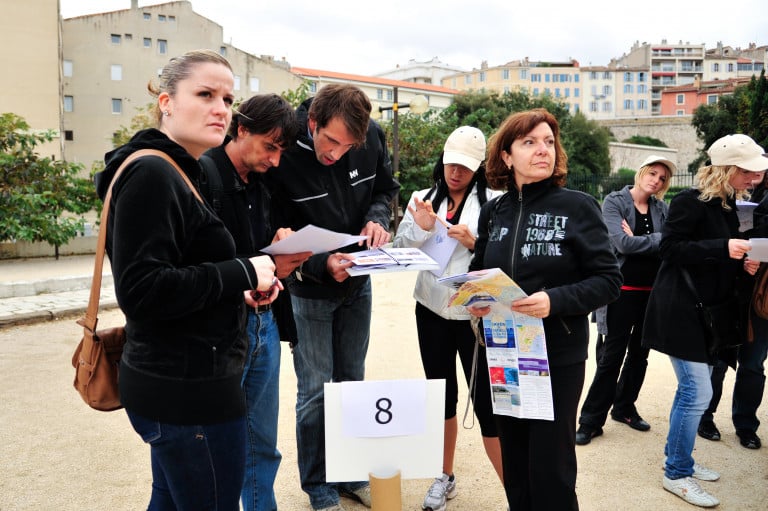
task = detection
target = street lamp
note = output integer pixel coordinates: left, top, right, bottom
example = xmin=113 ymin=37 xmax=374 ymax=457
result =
xmin=371 ymin=86 xmax=429 ymax=232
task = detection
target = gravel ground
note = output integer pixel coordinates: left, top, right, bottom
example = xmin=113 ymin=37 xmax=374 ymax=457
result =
xmin=1 ymin=271 xmax=765 ymax=510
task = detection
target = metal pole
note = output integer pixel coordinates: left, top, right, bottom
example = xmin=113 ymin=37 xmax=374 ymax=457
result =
xmin=392 ymin=86 xmax=400 ymax=233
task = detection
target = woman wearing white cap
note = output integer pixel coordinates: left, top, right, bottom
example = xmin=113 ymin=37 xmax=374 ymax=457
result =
xmin=643 ymin=133 xmax=768 ymax=507
xmin=394 ymin=126 xmax=504 ymax=511
xmin=576 ymin=155 xmax=675 ymax=445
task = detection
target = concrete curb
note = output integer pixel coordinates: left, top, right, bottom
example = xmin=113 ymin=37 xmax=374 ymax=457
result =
xmin=0 ymin=274 xmax=112 ymax=299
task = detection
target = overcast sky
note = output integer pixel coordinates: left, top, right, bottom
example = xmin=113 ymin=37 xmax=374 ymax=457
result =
xmin=61 ymin=0 xmax=767 ymax=76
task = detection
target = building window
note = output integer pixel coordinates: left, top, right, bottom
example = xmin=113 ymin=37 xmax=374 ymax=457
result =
xmin=624 ymin=99 xmax=632 ymax=110
xmin=590 ymin=101 xmax=598 ymax=112
xmin=143 ymin=12 xmax=151 ymax=20
xmin=638 ymin=72 xmax=646 ymax=82
xmin=63 ymin=60 xmax=73 ymax=77
xmin=624 ymin=72 xmax=632 ymax=82
xmin=574 ymin=88 xmax=579 ymax=97
xmin=545 ymin=74 xmax=551 ymax=83
xmin=110 ymin=64 xmax=122 ymax=81
xmin=219 ymin=46 xmax=227 ymax=57
xmin=376 ymin=89 xmax=383 ymax=100
xmin=602 ymin=102 xmax=612 ymax=112
xmin=111 ymin=98 xmax=122 ymax=114
xmin=63 ymin=95 xmax=74 ymax=112
xmin=464 ymin=75 xmax=472 ymax=84
xmin=386 ymin=89 xmax=393 ymax=100
xmin=143 ymin=37 xmax=151 ymax=48
xmin=638 ymin=99 xmax=647 ymax=110
xmin=250 ymin=77 xmax=260 ymax=92
xmin=479 ymin=71 xmax=486 ymax=82
xmin=727 ymin=63 xmax=734 ymax=72
xmin=533 ymin=88 xmax=539 ymax=96
xmin=602 ymin=85 xmax=612 ymax=96
xmin=64 ymin=130 xmax=73 ymax=141
xmin=574 ymin=74 xmax=579 ymax=83
xmin=309 ymin=82 xmax=317 ymax=93
xmin=502 ymin=69 xmax=510 ymax=79
xmin=110 ymin=34 xmax=121 ymax=44
xmin=707 ymin=95 xmax=718 ymax=105
xmin=531 ymin=73 xmax=541 ymax=82
xmin=158 ymin=14 xmax=166 ymax=22
xmin=520 ymin=69 xmax=528 ymax=79
xmin=712 ymin=63 xmax=720 ymax=72
xmin=638 ymin=84 xmax=647 ymax=93
xmin=565 ymin=88 xmax=570 ymax=98
xmin=169 ymin=15 xmax=176 ymax=22
xmin=676 ymin=110 xmax=685 ymax=116
xmin=158 ymin=39 xmax=167 ymax=55
xmin=555 ymin=88 xmax=561 ymax=97
xmin=624 ymin=84 xmax=633 ymax=93
xmin=233 ymin=75 xmax=241 ymax=91
xmin=603 ymin=71 xmax=612 ymax=79
xmin=676 ymin=94 xmax=685 ymax=105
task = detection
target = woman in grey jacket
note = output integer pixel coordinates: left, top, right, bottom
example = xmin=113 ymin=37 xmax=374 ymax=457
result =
xmin=576 ymin=156 xmax=674 ymax=445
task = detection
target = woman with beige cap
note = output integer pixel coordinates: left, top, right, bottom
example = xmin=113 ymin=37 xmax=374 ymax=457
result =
xmin=394 ymin=126 xmax=503 ymax=511
xmin=642 ymin=133 xmax=768 ymax=507
xmin=576 ymin=154 xmax=675 ymax=445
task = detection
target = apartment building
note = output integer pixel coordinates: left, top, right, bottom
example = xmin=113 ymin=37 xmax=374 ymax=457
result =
xmin=616 ymin=40 xmax=706 ymax=115
xmin=375 ymin=57 xmax=466 ymax=85
xmin=61 ymin=0 xmax=304 ymax=168
xmin=0 ymin=0 xmax=62 ymax=159
xmin=440 ymin=59 xmax=583 ymax=114
xmin=291 ymin=67 xmax=457 ymax=121
xmin=660 ymin=77 xmax=751 ymax=116
xmin=580 ymin=66 xmax=651 ymax=119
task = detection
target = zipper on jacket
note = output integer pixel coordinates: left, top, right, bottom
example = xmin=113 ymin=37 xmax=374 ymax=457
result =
xmin=510 ymin=189 xmax=525 ymax=277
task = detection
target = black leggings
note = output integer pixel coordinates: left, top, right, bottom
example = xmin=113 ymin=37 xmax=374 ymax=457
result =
xmin=415 ymin=302 xmax=497 ymax=437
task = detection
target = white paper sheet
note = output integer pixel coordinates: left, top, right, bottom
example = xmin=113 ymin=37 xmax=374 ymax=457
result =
xmin=259 ymin=224 xmax=367 ymax=255
xmin=747 ymin=238 xmax=768 ymax=262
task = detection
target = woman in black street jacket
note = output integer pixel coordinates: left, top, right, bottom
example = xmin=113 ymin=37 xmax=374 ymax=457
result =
xmin=468 ymin=109 xmax=621 ymax=510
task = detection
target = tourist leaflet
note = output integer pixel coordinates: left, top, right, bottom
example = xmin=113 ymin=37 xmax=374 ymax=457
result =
xmin=438 ymin=268 xmax=554 ymax=420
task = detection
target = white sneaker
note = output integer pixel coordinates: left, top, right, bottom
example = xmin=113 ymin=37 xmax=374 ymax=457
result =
xmin=660 ymin=462 xmax=721 ymax=482
xmin=663 ymin=476 xmax=720 ymax=507
xmin=422 ymin=473 xmax=457 ymax=511
xmin=693 ymin=463 xmax=720 ymax=482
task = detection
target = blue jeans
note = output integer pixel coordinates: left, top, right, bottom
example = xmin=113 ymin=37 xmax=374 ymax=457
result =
xmin=292 ymin=279 xmax=372 ymax=509
xmin=126 ymin=410 xmax=246 ymax=511
xmin=701 ymin=311 xmax=768 ymax=433
xmin=241 ymin=309 xmax=281 ymax=511
xmin=664 ymin=357 xmax=713 ymax=480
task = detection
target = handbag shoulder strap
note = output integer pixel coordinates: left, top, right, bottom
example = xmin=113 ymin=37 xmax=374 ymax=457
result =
xmin=678 ymin=266 xmax=702 ymax=304
xmin=79 ymin=149 xmax=202 ymax=333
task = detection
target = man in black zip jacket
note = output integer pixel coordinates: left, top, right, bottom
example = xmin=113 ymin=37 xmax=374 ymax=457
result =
xmin=200 ymin=94 xmax=311 ymax=511
xmin=266 ymin=84 xmax=399 ymax=511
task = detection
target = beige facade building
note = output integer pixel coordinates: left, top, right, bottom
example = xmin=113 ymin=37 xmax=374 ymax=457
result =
xmin=62 ymin=1 xmax=304 ymax=168
xmin=440 ymin=59 xmax=583 ymax=115
xmin=0 ymin=0 xmax=62 ymax=159
xmin=580 ymin=66 xmax=651 ymax=120
xmin=291 ymin=67 xmax=457 ymax=121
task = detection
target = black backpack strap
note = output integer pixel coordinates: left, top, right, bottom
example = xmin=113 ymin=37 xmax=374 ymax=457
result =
xmin=198 ymin=154 xmax=224 ymax=215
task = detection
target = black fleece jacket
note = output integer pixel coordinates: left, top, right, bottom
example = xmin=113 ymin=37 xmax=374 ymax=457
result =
xmin=266 ymin=98 xmax=399 ymax=299
xmin=470 ymin=179 xmax=622 ymax=367
xmin=95 ymin=129 xmax=258 ymax=424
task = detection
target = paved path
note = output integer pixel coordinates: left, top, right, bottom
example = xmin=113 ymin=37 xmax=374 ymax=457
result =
xmin=0 ymin=255 xmax=116 ymax=327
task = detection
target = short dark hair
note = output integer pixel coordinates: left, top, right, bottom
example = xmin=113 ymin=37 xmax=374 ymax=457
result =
xmin=229 ymin=93 xmax=298 ymax=147
xmin=308 ymin=84 xmax=371 ymax=146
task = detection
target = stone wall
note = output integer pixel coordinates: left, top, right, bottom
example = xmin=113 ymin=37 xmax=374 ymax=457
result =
xmin=601 ymin=116 xmax=702 ymax=176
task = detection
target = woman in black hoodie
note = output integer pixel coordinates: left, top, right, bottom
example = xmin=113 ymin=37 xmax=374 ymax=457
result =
xmin=468 ymin=109 xmax=621 ymax=510
xmin=95 ymin=49 xmax=278 ymax=511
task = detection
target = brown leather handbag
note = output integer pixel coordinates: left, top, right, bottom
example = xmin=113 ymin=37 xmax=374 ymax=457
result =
xmin=72 ymin=149 xmax=201 ymax=411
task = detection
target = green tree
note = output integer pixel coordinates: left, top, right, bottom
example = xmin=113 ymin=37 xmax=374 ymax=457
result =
xmin=690 ymin=71 xmax=768 ymax=172
xmin=0 ymin=113 xmax=99 ymax=257
xmin=112 ymin=102 xmax=156 ymax=147
xmin=622 ymin=135 xmax=667 ymax=147
xmin=281 ymin=80 xmax=313 ymax=108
